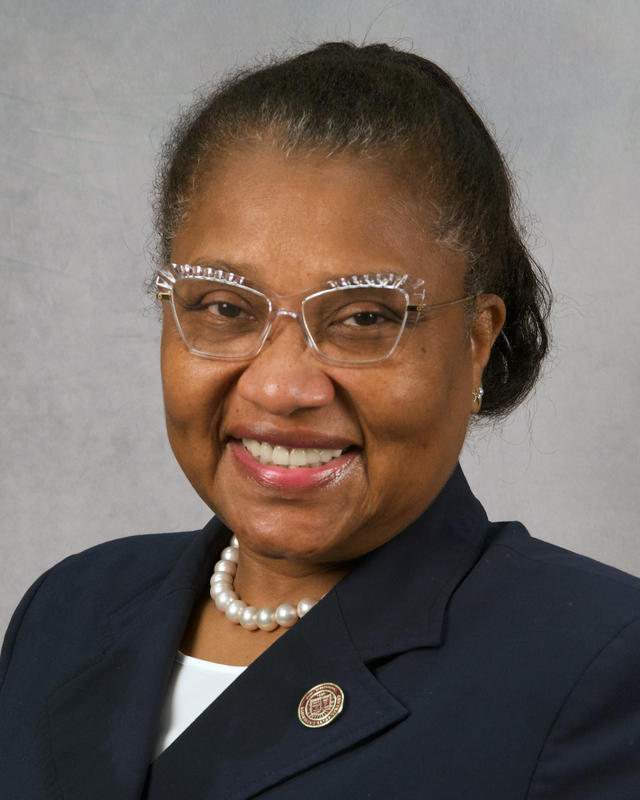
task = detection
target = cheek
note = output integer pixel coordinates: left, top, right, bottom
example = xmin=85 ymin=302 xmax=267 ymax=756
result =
xmin=160 ymin=322 xmax=232 ymax=449
xmin=360 ymin=332 xmax=472 ymax=463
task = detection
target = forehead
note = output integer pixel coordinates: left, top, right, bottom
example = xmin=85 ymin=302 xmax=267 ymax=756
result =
xmin=171 ymin=144 xmax=467 ymax=295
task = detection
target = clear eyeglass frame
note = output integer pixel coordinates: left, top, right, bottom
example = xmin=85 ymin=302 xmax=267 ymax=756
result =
xmin=155 ymin=263 xmax=476 ymax=366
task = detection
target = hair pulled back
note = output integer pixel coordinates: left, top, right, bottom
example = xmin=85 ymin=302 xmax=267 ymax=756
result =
xmin=153 ymin=42 xmax=551 ymax=418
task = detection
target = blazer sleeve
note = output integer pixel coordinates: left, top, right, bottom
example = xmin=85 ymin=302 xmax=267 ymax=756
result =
xmin=0 ymin=570 xmax=51 ymax=694
xmin=526 ymin=615 xmax=640 ymax=800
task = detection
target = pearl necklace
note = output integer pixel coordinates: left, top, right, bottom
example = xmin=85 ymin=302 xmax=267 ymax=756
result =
xmin=209 ymin=535 xmax=317 ymax=631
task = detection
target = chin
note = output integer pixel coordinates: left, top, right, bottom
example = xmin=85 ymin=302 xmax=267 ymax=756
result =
xmin=226 ymin=511 xmax=356 ymax=563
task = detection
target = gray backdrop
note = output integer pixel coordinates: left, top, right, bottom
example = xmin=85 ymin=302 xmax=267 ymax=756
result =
xmin=2 ymin=0 xmax=639 ymax=633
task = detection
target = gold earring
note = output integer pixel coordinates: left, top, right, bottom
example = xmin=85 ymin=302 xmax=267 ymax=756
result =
xmin=472 ymin=387 xmax=484 ymax=406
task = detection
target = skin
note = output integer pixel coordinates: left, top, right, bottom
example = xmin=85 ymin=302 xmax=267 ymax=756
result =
xmin=162 ymin=143 xmax=506 ymax=664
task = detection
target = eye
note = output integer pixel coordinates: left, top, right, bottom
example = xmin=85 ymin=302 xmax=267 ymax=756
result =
xmin=206 ymin=300 xmax=250 ymax=319
xmin=173 ymin=279 xmax=259 ymax=316
xmin=332 ymin=302 xmax=403 ymax=328
xmin=342 ymin=310 xmax=388 ymax=327
xmin=196 ymin=289 xmax=256 ymax=320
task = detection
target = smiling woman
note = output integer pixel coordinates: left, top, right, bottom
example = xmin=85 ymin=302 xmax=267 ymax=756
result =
xmin=2 ymin=42 xmax=640 ymax=800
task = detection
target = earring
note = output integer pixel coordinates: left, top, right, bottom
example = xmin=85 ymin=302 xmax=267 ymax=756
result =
xmin=472 ymin=387 xmax=484 ymax=406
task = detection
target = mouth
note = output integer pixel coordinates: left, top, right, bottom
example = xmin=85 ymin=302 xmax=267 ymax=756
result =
xmin=241 ymin=438 xmax=346 ymax=469
xmin=227 ymin=434 xmax=360 ymax=492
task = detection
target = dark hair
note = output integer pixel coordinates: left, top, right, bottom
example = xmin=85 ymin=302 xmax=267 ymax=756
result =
xmin=153 ymin=42 xmax=551 ymax=418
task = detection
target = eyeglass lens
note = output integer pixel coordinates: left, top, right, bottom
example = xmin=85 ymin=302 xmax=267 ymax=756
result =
xmin=171 ymin=279 xmax=410 ymax=362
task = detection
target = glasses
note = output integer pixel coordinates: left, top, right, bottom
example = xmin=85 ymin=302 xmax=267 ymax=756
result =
xmin=155 ymin=263 xmax=475 ymax=365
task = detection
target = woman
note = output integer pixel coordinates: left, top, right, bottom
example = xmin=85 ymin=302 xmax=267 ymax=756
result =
xmin=1 ymin=42 xmax=639 ymax=799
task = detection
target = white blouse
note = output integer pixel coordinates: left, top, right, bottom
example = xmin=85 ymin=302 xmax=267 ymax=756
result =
xmin=153 ymin=651 xmax=246 ymax=758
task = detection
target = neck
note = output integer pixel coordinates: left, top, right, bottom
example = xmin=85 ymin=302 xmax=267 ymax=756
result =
xmin=233 ymin=548 xmax=350 ymax=609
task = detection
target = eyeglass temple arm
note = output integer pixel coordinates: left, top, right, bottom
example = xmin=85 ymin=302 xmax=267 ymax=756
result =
xmin=409 ymin=295 xmax=476 ymax=313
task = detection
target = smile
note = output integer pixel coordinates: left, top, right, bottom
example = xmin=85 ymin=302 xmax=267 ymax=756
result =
xmin=242 ymin=438 xmax=344 ymax=468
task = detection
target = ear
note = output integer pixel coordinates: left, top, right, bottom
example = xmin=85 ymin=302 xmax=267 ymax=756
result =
xmin=469 ymin=294 xmax=506 ymax=412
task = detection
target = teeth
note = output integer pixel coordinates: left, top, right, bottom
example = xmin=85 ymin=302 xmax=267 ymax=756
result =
xmin=272 ymin=445 xmax=289 ymax=466
xmin=241 ymin=439 xmax=344 ymax=468
xmin=290 ymin=448 xmax=308 ymax=467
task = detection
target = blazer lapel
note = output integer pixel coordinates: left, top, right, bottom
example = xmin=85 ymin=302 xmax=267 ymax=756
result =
xmin=143 ymin=589 xmax=409 ymax=800
xmin=46 ymin=519 xmax=227 ymax=800
xmin=144 ymin=466 xmax=490 ymax=800
xmin=337 ymin=463 xmax=490 ymax=662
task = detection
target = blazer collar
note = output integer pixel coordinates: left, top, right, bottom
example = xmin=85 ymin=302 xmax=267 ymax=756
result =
xmin=47 ymin=465 xmax=490 ymax=800
xmin=336 ymin=463 xmax=489 ymax=661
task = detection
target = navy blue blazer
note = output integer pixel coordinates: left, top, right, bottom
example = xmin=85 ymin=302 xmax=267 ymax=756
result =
xmin=2 ymin=466 xmax=640 ymax=799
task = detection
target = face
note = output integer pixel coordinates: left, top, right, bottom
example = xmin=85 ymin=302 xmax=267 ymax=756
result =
xmin=161 ymin=144 xmax=504 ymax=566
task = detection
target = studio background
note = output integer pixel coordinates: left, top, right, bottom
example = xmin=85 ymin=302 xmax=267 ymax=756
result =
xmin=2 ymin=0 xmax=638 ymax=633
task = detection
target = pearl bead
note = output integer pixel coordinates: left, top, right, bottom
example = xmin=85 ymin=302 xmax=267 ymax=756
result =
xmin=210 ymin=571 xmax=233 ymax=585
xmin=214 ymin=560 xmax=237 ymax=576
xmin=230 ymin=535 xmax=239 ymax=548
xmin=225 ymin=599 xmax=246 ymax=623
xmin=240 ymin=606 xmax=259 ymax=630
xmin=214 ymin=589 xmax=237 ymax=611
xmin=297 ymin=597 xmax=316 ymax=618
xmin=221 ymin=546 xmax=239 ymax=563
xmin=274 ymin=603 xmax=298 ymax=627
xmin=210 ymin=581 xmax=232 ymax=598
xmin=256 ymin=607 xmax=278 ymax=631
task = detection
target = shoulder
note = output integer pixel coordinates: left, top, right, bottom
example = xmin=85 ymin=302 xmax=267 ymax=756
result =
xmin=481 ymin=521 xmax=640 ymax=620
xmin=438 ymin=522 xmax=640 ymax=796
xmin=28 ymin=530 xmax=201 ymax=610
xmin=0 ymin=529 xmax=204 ymax=692
xmin=482 ymin=528 xmax=640 ymax=797
xmin=450 ymin=521 xmax=640 ymax=706
xmin=44 ymin=529 xmax=199 ymax=584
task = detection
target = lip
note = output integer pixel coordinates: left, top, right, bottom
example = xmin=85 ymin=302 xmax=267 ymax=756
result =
xmin=229 ymin=438 xmax=360 ymax=491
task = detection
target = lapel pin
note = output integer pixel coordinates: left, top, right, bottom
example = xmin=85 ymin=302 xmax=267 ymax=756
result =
xmin=298 ymin=682 xmax=345 ymax=728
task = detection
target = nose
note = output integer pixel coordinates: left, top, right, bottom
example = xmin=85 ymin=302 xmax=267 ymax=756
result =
xmin=236 ymin=316 xmax=335 ymax=416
